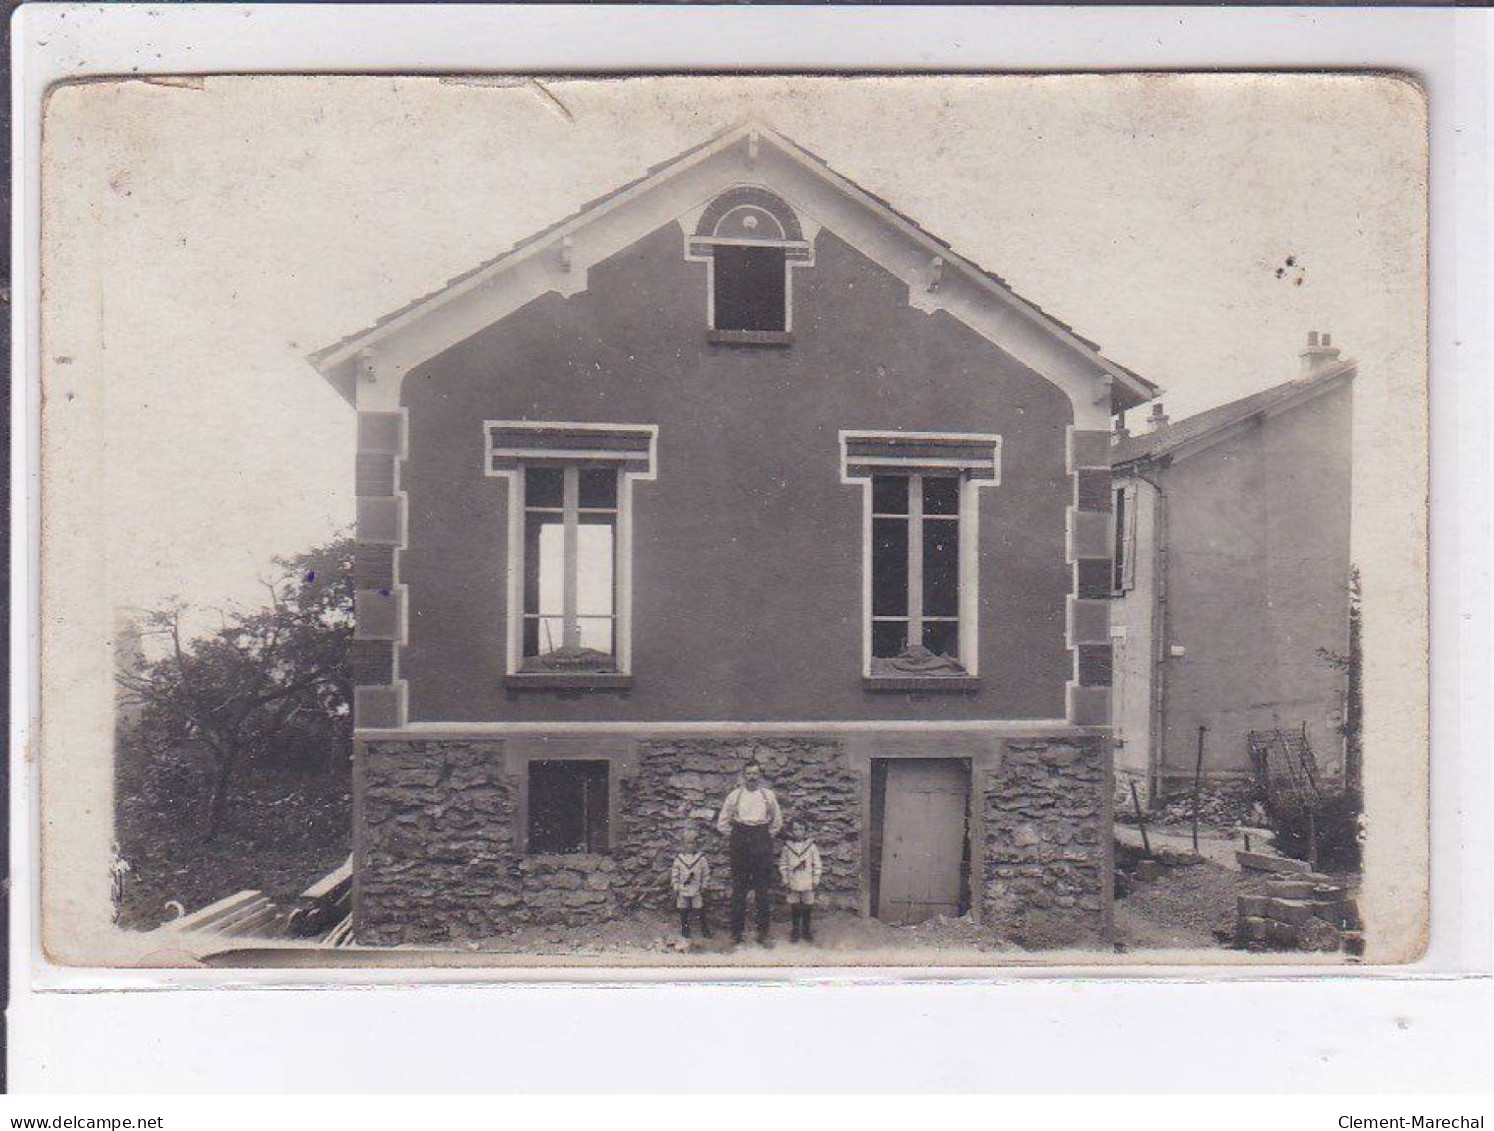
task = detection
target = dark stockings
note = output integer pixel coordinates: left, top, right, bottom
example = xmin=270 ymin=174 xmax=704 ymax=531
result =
xmin=790 ymin=905 xmax=814 ymax=942
xmin=679 ymin=905 xmax=712 ymax=939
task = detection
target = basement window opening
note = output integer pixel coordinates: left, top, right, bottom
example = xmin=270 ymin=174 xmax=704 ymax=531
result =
xmin=527 ymin=760 xmax=610 ymax=855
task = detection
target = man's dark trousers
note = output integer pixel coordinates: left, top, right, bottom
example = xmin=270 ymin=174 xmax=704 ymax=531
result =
xmin=728 ymin=823 xmax=775 ymax=941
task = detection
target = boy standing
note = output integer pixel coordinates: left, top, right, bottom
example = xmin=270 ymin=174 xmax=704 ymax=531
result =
xmin=778 ymin=819 xmax=824 ymax=943
xmin=670 ymin=826 xmax=712 ymax=940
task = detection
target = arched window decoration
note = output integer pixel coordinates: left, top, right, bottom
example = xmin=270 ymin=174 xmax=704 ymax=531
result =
xmin=689 ymin=187 xmax=811 ymax=338
xmin=696 ymin=187 xmax=805 ymax=243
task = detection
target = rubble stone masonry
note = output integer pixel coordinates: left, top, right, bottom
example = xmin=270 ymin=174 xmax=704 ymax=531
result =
xmin=613 ymin=738 xmax=863 ymax=914
xmin=356 ymin=731 xmax=1111 ymax=949
xmin=981 ymin=735 xmax=1113 ymax=948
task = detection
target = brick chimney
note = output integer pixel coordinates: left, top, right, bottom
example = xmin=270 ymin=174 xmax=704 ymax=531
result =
xmin=1300 ymin=330 xmax=1342 ymax=377
xmin=1146 ymin=402 xmax=1169 ymax=432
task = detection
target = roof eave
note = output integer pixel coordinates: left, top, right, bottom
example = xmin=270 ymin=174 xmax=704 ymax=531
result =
xmin=306 ymin=120 xmax=1159 ymax=411
xmin=1111 ymin=359 xmax=1355 ymax=467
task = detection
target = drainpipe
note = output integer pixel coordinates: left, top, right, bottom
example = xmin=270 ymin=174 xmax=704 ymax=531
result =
xmin=1132 ymin=462 xmax=1169 ymax=804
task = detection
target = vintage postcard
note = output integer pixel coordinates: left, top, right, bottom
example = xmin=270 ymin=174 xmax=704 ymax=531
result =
xmin=35 ymin=73 xmax=1428 ymax=970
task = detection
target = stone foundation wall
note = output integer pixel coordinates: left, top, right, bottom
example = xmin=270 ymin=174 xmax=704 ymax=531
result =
xmin=982 ymin=735 xmax=1112 ymax=948
xmin=357 ymin=730 xmax=1112 ymax=949
xmin=612 ymin=738 xmax=862 ymax=913
xmin=358 ymin=740 xmax=518 ymax=946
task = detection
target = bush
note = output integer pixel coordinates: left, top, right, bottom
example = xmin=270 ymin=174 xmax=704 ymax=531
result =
xmin=1268 ymin=791 xmax=1361 ymax=873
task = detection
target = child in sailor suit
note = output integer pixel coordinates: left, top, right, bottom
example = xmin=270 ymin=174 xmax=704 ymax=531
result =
xmin=670 ymin=826 xmax=712 ymax=939
xmin=778 ymin=820 xmax=824 ymax=943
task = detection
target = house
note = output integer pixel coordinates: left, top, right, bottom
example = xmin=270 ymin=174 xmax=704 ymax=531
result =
xmin=308 ymin=123 xmax=1157 ymax=949
xmin=1109 ymin=335 xmax=1355 ymax=807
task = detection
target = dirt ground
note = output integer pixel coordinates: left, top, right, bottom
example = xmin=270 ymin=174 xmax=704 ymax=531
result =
xmin=1111 ymin=843 xmax=1362 ymax=952
xmin=357 ymin=864 xmax=1262 ymax=959
xmin=1112 ymin=856 xmax=1273 ymax=950
xmin=454 ymin=853 xmax=1276 ymax=957
xmin=202 ymin=850 xmax=1351 ymax=964
xmin=459 ymin=906 xmax=1014 ymax=958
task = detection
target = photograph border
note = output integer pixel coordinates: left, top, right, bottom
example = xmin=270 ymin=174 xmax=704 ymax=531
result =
xmin=7 ymin=1 xmax=1488 ymax=1094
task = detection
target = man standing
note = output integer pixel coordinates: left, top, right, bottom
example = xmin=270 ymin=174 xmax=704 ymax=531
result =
xmin=716 ymin=762 xmax=783 ymax=946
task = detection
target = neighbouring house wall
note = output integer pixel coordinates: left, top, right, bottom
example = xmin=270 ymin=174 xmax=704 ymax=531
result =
xmin=395 ymin=223 xmax=1081 ymax=725
xmin=355 ymin=730 xmax=1110 ymax=948
xmin=1109 ymin=475 xmax=1159 ymax=802
xmin=1155 ymin=383 xmax=1352 ymax=785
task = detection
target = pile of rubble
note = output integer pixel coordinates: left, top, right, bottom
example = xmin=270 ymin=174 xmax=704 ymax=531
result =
xmin=1235 ymin=874 xmax=1363 ymax=955
xmin=1124 ymin=781 xmax=1264 ymax=831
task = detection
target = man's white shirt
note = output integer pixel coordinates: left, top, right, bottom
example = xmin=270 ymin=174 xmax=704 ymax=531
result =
xmin=716 ymin=785 xmax=783 ymax=834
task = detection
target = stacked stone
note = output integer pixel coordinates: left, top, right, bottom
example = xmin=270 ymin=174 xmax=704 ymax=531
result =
xmin=982 ymin=736 xmax=1109 ymax=947
xmin=358 ymin=733 xmax=1110 ymax=948
xmin=358 ymin=736 xmax=865 ymax=944
xmin=613 ymin=738 xmax=861 ymax=912
xmin=516 ymin=855 xmax=620 ymax=926
xmin=361 ymin=740 xmax=625 ymax=937
xmin=1236 ymin=875 xmax=1361 ymax=953
xmin=359 ymin=740 xmax=520 ymax=945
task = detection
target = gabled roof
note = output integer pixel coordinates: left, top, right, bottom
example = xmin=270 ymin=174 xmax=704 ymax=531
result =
xmin=1111 ymin=358 xmax=1355 ymax=467
xmin=305 ymin=124 xmax=735 ymax=375
xmin=309 ymin=121 xmax=1158 ymax=411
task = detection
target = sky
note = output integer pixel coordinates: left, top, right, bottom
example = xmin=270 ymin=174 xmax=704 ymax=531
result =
xmin=39 ymin=74 xmax=1426 ymax=619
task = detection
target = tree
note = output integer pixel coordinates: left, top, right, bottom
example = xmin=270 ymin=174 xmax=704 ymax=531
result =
xmin=117 ymin=536 xmax=354 ymax=840
xmin=1317 ymin=565 xmax=1363 ymax=800
xmin=1288 ymin=564 xmax=1363 ymax=872
xmin=1342 ymin=566 xmax=1364 ymax=805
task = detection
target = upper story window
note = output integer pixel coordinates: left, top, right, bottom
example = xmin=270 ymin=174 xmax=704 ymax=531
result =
xmin=522 ymin=465 xmax=618 ymax=669
xmin=688 ymin=187 xmax=812 ymax=343
xmin=841 ymin=431 xmax=1002 ymax=690
xmin=486 ymin=422 xmax=658 ymax=688
xmin=873 ymin=474 xmax=962 ymax=662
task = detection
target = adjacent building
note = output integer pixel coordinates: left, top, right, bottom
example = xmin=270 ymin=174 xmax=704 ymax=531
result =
xmin=310 ymin=123 xmax=1158 ymax=948
xmin=1109 ymin=335 xmax=1355 ymax=805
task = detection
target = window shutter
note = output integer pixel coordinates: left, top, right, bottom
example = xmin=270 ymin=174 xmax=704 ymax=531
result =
xmin=1121 ymin=483 xmax=1139 ymax=591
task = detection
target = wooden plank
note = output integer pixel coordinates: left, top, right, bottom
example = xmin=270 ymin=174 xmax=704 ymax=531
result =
xmin=204 ymin=897 xmax=273 ymax=935
xmin=300 ymin=857 xmax=354 ymax=902
xmin=326 ymin=916 xmax=355 ymax=947
xmin=161 ymin=890 xmax=263 ymax=933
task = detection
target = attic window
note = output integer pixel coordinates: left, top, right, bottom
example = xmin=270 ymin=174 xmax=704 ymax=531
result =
xmin=713 ymin=245 xmax=787 ymax=332
xmin=690 ymin=187 xmax=810 ymax=344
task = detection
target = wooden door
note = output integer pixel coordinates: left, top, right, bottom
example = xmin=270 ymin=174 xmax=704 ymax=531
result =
xmin=877 ymin=760 xmax=970 ymax=925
